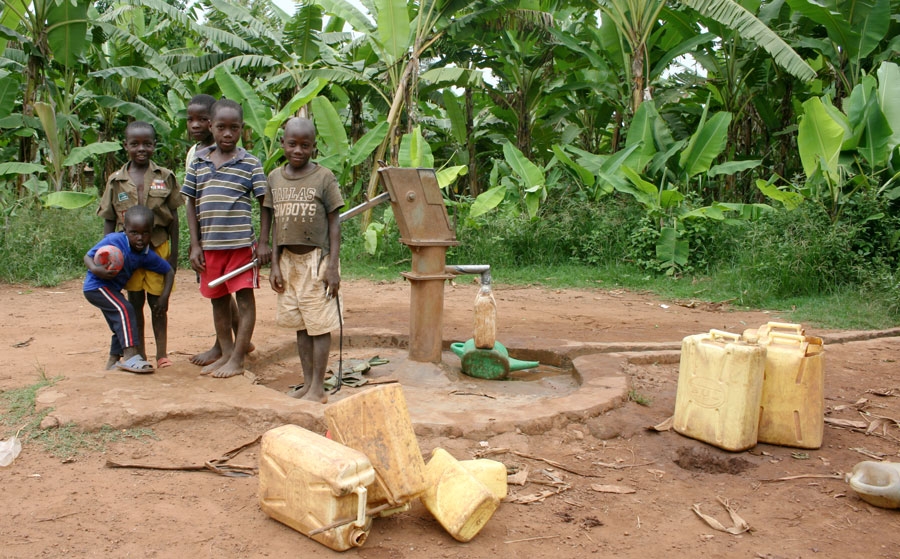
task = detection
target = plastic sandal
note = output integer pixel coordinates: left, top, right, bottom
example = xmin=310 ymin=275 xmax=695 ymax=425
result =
xmin=157 ymin=357 xmax=172 ymax=369
xmin=117 ymin=355 xmax=155 ymax=374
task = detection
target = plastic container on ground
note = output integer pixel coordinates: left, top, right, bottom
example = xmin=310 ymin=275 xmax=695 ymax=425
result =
xmin=258 ymin=424 xmax=375 ymax=551
xmin=754 ymin=331 xmax=825 ymax=449
xmin=847 ymin=461 xmax=900 ymax=509
xmin=459 ymin=458 xmax=508 ymax=500
xmin=324 ymin=384 xmax=428 ymax=507
xmin=673 ymin=329 xmax=766 ymax=451
xmin=741 ymin=321 xmax=804 ymax=344
xmin=422 ymin=448 xmax=500 ymax=542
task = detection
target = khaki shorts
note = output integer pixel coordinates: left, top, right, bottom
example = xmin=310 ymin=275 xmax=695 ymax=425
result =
xmin=125 ymin=240 xmax=173 ymax=296
xmin=275 ymin=248 xmax=342 ymax=336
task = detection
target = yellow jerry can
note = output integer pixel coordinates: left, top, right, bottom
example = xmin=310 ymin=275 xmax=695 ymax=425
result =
xmin=258 ymin=424 xmax=374 ymax=551
xmin=755 ymin=332 xmax=825 ymax=449
xmin=421 ymin=448 xmax=500 ymax=542
xmin=324 ymin=384 xmax=428 ymax=507
xmin=673 ymin=329 xmax=765 ymax=451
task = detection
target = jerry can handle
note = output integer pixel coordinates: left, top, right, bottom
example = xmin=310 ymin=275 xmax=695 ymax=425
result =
xmin=708 ymin=329 xmax=741 ymax=341
xmin=352 ymin=486 xmax=368 ymax=528
xmin=764 ymin=322 xmax=804 ymax=334
xmin=769 ymin=332 xmax=805 ymax=344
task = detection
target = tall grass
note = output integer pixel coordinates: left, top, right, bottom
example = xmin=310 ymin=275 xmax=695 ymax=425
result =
xmin=0 ymin=204 xmax=103 ymax=286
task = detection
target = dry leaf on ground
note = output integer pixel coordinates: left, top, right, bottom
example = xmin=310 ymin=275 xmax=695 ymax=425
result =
xmin=866 ymin=416 xmax=900 ymax=436
xmin=692 ymin=497 xmax=751 ymax=535
xmin=824 ymin=418 xmax=869 ymax=429
xmin=649 ymin=416 xmax=673 ymax=432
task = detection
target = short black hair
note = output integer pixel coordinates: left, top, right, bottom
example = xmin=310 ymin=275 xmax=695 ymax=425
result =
xmin=188 ymin=94 xmax=216 ymax=111
xmin=283 ymin=117 xmax=316 ymax=139
xmin=124 ymin=205 xmax=154 ymax=228
xmin=125 ymin=120 xmax=155 ymax=140
xmin=211 ymin=98 xmax=243 ymax=121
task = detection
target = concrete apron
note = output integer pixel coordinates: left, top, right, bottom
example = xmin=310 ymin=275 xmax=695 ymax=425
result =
xmin=35 ymin=327 xmax=684 ymax=438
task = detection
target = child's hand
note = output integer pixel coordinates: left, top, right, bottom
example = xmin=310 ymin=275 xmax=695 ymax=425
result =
xmin=256 ymin=242 xmax=271 ymax=267
xmin=323 ymin=268 xmax=341 ymax=299
xmin=269 ymin=267 xmax=285 ymax=293
xmin=85 ymin=255 xmax=119 ymax=280
xmin=189 ymin=245 xmax=205 ymax=273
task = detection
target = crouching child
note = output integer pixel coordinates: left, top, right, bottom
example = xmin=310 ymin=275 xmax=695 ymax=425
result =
xmin=83 ymin=205 xmax=175 ymax=373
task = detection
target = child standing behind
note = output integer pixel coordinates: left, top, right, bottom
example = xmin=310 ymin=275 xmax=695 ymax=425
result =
xmin=264 ymin=117 xmax=344 ymax=403
xmin=84 ymin=205 xmax=174 ymax=374
xmin=185 ymin=94 xmax=216 ymax=174
xmin=182 ymin=99 xmax=271 ymax=378
xmin=97 ymin=121 xmax=182 ymax=369
xmin=183 ymin=94 xmax=249 ymax=367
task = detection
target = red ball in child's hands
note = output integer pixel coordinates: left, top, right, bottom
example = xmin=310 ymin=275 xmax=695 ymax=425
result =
xmin=94 ymin=245 xmax=124 ymax=274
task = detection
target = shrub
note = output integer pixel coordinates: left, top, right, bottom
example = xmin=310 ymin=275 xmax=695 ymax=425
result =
xmin=735 ymin=198 xmax=899 ymax=302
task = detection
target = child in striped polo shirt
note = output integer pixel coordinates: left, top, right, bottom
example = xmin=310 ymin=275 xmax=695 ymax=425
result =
xmin=181 ymin=99 xmax=272 ymax=378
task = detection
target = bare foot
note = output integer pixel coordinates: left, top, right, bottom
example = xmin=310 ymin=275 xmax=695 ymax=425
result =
xmin=287 ymin=384 xmax=310 ymax=399
xmin=211 ymin=361 xmax=244 ymax=378
xmin=302 ymin=389 xmax=328 ymax=404
xmin=190 ymin=347 xmax=221 ymax=366
xmin=287 ymin=385 xmax=327 ymax=403
xmin=191 ymin=342 xmax=254 ymax=366
xmin=200 ymin=355 xmax=230 ymax=375
xmin=303 ymin=391 xmax=328 ymax=404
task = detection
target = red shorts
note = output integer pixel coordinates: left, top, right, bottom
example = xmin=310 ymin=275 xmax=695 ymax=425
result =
xmin=199 ymin=247 xmax=258 ymax=299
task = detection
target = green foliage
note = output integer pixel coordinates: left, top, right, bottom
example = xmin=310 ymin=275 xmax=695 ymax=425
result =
xmin=0 ymin=205 xmax=103 ymax=285
xmin=733 ymin=196 xmax=900 ymax=306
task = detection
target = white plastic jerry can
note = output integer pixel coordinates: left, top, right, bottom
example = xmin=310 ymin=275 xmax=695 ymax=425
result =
xmin=258 ymin=424 xmax=375 ymax=551
xmin=673 ymin=329 xmax=766 ymax=451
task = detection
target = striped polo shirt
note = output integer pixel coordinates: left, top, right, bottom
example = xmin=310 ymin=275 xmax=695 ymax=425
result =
xmin=181 ymin=146 xmax=268 ymax=250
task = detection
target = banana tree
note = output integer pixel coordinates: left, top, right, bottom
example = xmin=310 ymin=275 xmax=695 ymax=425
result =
xmin=556 ymin=99 xmax=767 ymax=272
xmin=0 ymin=0 xmax=89 ymax=193
xmin=595 ymin=0 xmax=816 ymax=116
xmin=470 ymin=141 xmax=547 ymax=220
xmin=0 ymin=100 xmax=119 ymax=208
xmin=786 ymin=0 xmax=892 ymax=96
xmin=793 ymin=61 xmax=900 ymax=222
xmin=313 ymin=0 xmax=479 ymax=207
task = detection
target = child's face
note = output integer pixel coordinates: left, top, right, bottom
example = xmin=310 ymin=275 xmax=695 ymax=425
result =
xmin=124 ymin=217 xmax=152 ymax=252
xmin=281 ymin=127 xmax=316 ymax=170
xmin=124 ymin=129 xmax=155 ymax=166
xmin=187 ymin=104 xmax=212 ymax=143
xmin=210 ymin=107 xmax=243 ymax=153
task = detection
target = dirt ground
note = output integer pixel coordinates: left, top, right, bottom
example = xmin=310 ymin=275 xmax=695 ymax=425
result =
xmin=3 ymin=270 xmax=900 ymax=559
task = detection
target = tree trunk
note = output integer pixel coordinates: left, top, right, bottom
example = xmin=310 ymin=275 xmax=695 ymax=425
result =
xmin=350 ymin=93 xmax=363 ymax=193
xmin=631 ymin=47 xmax=644 ymax=115
xmin=515 ymin=90 xmax=531 ymax=158
xmin=18 ymin=53 xmax=42 ymax=197
xmin=611 ymin=111 xmax=623 ymax=153
xmin=466 ymin=88 xmax=479 ymax=197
